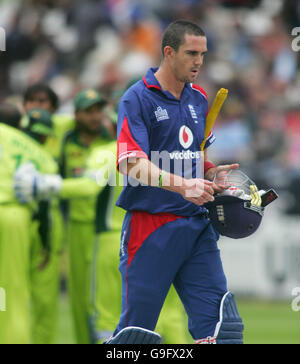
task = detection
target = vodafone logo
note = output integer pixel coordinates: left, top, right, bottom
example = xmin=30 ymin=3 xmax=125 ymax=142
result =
xmin=179 ymin=126 xmax=193 ymax=149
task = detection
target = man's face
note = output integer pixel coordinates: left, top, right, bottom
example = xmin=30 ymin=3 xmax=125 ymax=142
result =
xmin=75 ymin=103 xmax=106 ymax=135
xmin=169 ymin=34 xmax=207 ymax=84
xmin=24 ymin=92 xmax=55 ymax=114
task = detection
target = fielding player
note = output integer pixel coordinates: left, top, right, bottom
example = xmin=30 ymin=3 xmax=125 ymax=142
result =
xmin=23 ymin=84 xmax=74 ymax=344
xmin=0 ymin=107 xmax=58 ymax=344
xmin=109 ymin=20 xmax=242 ymax=344
xmin=58 ymin=89 xmax=117 ymax=344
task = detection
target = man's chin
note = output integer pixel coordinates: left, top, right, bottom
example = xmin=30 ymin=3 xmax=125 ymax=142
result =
xmin=182 ymin=75 xmax=198 ymax=84
xmin=190 ymin=73 xmax=199 ymax=82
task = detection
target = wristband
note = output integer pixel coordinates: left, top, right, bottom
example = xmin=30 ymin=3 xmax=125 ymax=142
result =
xmin=204 ymin=161 xmax=216 ymax=175
xmin=158 ymin=171 xmax=165 ymax=188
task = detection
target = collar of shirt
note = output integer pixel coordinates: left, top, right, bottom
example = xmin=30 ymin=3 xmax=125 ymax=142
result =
xmin=143 ymin=67 xmax=191 ymax=102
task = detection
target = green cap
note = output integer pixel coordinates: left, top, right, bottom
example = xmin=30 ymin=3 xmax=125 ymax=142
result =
xmin=24 ymin=109 xmax=54 ymax=136
xmin=74 ymin=89 xmax=107 ymax=111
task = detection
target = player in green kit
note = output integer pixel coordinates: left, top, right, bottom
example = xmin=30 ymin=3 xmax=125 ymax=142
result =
xmin=22 ymin=84 xmax=74 ymax=344
xmin=59 ymin=89 xmax=117 ymax=344
xmin=0 ymin=107 xmax=57 ymax=344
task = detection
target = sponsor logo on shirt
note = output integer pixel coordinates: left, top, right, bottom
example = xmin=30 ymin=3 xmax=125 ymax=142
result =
xmin=179 ymin=126 xmax=194 ymax=149
xmin=154 ymin=106 xmax=169 ymax=122
xmin=169 ymin=150 xmax=202 ymax=160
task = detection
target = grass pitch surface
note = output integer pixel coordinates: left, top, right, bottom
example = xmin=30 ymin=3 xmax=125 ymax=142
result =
xmin=56 ymin=295 xmax=300 ymax=344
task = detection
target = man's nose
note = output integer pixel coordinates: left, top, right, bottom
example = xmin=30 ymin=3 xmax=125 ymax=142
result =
xmin=195 ymin=55 xmax=203 ymax=67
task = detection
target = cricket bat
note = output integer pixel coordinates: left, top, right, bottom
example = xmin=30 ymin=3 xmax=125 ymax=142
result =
xmin=200 ymin=88 xmax=228 ymax=151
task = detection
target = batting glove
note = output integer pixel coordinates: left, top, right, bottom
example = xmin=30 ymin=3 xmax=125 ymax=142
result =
xmin=14 ymin=162 xmax=62 ymax=203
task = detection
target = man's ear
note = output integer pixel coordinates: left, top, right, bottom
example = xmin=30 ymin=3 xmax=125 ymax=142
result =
xmin=164 ymin=46 xmax=175 ymax=59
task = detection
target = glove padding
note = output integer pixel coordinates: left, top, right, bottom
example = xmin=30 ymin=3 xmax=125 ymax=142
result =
xmin=14 ymin=162 xmax=62 ymax=203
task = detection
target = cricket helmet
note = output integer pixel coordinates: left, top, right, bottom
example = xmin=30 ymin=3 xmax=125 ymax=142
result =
xmin=205 ymin=170 xmax=277 ymax=239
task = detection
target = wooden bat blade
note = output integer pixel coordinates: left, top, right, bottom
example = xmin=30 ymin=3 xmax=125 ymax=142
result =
xmin=201 ymin=88 xmax=228 ymax=151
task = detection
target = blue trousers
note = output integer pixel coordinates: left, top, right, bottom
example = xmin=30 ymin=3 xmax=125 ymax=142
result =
xmin=114 ymin=211 xmax=227 ymax=340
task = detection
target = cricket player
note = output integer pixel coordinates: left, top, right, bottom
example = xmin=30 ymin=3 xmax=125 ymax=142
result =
xmin=108 ymin=20 xmax=243 ymax=344
xmin=91 ymin=81 xmax=191 ymax=344
xmin=23 ymin=84 xmax=74 ymax=344
xmin=58 ymin=89 xmax=117 ymax=344
xmin=0 ymin=108 xmax=58 ymax=344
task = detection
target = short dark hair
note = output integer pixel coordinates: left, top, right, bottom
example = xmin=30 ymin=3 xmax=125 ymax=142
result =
xmin=0 ymin=104 xmax=22 ymax=129
xmin=23 ymin=83 xmax=59 ymax=111
xmin=161 ymin=20 xmax=206 ymax=56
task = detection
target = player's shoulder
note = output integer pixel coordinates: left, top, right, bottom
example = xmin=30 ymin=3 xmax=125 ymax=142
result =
xmin=0 ymin=123 xmax=57 ymax=168
xmin=189 ymin=83 xmax=208 ymax=103
xmin=121 ymin=79 xmax=146 ymax=103
xmin=0 ymin=122 xmax=19 ymax=135
xmin=0 ymin=123 xmax=31 ymax=144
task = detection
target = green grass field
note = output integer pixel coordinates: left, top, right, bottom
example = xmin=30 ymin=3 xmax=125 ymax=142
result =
xmin=238 ymin=299 xmax=300 ymax=344
xmin=56 ymin=294 xmax=300 ymax=344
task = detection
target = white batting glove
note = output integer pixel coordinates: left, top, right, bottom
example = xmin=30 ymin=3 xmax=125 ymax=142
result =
xmin=35 ymin=174 xmax=62 ymax=200
xmin=14 ymin=162 xmax=62 ymax=203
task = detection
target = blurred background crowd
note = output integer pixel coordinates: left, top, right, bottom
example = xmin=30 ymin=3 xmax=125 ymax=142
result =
xmin=0 ymin=0 xmax=299 ymax=213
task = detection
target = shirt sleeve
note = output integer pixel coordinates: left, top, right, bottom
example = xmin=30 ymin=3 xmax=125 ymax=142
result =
xmin=204 ymin=131 xmax=216 ymax=149
xmin=60 ymin=177 xmax=101 ymax=199
xmin=60 ymin=143 xmax=117 ymax=199
xmin=117 ymin=90 xmax=150 ymax=169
